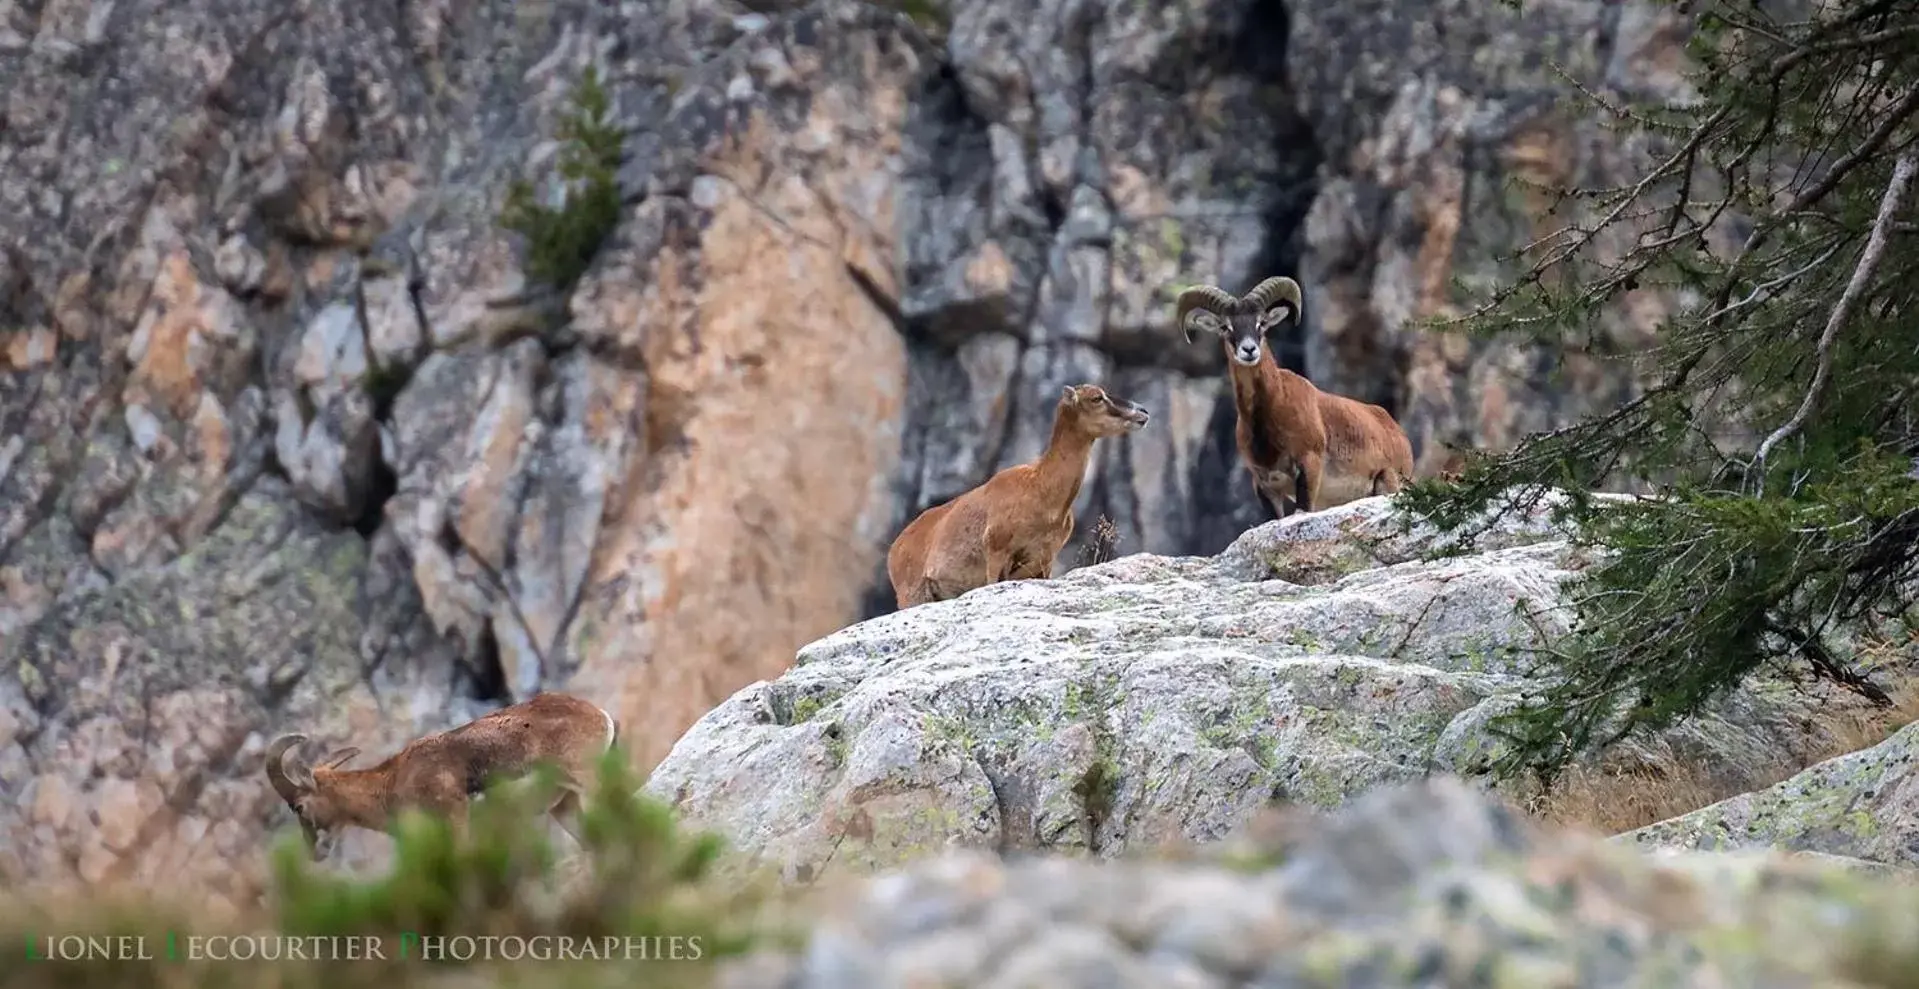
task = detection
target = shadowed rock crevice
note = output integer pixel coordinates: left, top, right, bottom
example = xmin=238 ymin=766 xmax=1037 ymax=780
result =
xmin=348 ymin=452 xmax=400 ymax=540
xmin=465 ymin=619 xmax=511 ymax=706
xmin=1174 ymin=0 xmax=1322 ymax=551
xmin=870 ymin=0 xmax=1324 ymax=619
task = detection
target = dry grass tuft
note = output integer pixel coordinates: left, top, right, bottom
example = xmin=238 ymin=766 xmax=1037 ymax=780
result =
xmin=1079 ymin=515 xmax=1121 ymax=567
xmin=1527 ymin=758 xmax=1731 ymax=836
xmin=1531 ymin=686 xmax=1919 ymax=835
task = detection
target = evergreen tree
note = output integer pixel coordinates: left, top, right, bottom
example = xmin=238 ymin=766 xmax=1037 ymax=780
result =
xmin=1401 ymin=0 xmax=1919 ymax=784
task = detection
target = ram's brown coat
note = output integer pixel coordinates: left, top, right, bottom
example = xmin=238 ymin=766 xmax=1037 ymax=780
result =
xmin=1177 ymin=277 xmax=1414 ymax=516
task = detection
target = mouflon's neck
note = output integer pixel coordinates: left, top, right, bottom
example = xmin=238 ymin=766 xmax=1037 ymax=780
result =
xmin=1225 ymin=342 xmax=1293 ymax=412
xmin=313 ymin=765 xmax=398 ymax=828
xmin=1032 ymin=404 xmax=1098 ymax=506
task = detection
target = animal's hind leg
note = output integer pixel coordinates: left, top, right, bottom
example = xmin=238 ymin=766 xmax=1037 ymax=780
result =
xmin=896 ymin=575 xmax=937 ymax=608
xmin=913 ymin=550 xmax=964 ymax=605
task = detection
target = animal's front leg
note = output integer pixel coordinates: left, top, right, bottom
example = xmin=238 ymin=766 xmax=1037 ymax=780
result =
xmin=1010 ymin=521 xmax=1069 ymax=580
xmin=982 ymin=525 xmax=1015 ymax=587
xmin=442 ymin=803 xmax=471 ymax=848
xmin=549 ymin=786 xmax=587 ymax=848
xmin=422 ymin=778 xmax=474 ymax=847
xmin=1295 ymin=452 xmax=1324 ymax=514
xmin=907 ymin=577 xmax=947 ymax=606
xmin=1005 ymin=552 xmax=1055 ymax=581
xmin=1253 ymin=474 xmax=1289 ymax=519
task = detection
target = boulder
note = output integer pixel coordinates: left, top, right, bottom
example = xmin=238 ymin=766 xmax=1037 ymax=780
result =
xmin=717 ymin=776 xmax=1919 ymax=988
xmin=1625 ymin=718 xmax=1919 ymax=869
xmin=648 ymin=491 xmax=1906 ymax=880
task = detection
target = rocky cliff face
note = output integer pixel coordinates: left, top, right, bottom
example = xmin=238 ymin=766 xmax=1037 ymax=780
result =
xmin=0 ymin=0 xmax=1688 ymax=902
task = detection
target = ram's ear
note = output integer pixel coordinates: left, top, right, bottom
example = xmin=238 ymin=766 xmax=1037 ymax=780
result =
xmin=320 ymin=747 xmax=362 ymax=770
xmin=1260 ymin=300 xmax=1299 ymax=328
xmin=1182 ymin=308 xmax=1229 ymax=338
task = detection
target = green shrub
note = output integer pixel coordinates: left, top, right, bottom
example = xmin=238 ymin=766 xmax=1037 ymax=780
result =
xmin=499 ymin=66 xmax=625 ymax=293
xmin=1 ymin=748 xmax=785 ymax=989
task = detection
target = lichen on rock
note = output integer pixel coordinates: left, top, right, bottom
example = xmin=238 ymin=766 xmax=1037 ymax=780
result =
xmin=1625 ymin=719 xmax=1919 ymax=869
xmin=648 ymin=492 xmax=1906 ymax=883
xmin=0 ymin=486 xmax=465 ymax=908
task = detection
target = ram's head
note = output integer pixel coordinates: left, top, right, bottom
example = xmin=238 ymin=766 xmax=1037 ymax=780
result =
xmin=1174 ymin=276 xmax=1303 ymax=366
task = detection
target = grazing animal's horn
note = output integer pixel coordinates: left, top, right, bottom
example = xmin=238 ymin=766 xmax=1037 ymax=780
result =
xmin=1242 ymin=276 xmax=1303 ymax=326
xmin=265 ymin=733 xmax=313 ymax=804
xmin=1174 ymin=285 xmax=1239 ymax=344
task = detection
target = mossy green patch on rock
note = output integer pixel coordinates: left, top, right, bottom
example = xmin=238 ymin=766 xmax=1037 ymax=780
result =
xmin=763 ymin=679 xmax=852 ymax=727
xmin=1259 ymin=538 xmax=1377 ymax=586
xmin=790 ymin=696 xmax=823 ymax=723
xmin=921 ymin=712 xmax=978 ymax=757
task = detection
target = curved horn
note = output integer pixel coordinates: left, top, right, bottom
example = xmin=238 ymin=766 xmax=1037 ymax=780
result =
xmin=1174 ymin=285 xmax=1239 ymax=344
xmin=264 ymin=733 xmax=313 ymax=805
xmin=1242 ymin=276 xmax=1303 ymax=326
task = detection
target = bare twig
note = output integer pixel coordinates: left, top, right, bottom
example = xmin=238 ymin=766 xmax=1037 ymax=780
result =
xmin=1696 ymin=239 xmax=1844 ymax=325
xmin=1765 ymin=619 xmax=1893 ymax=706
xmin=1079 ymin=515 xmax=1122 ymax=567
xmin=1749 ymin=152 xmax=1917 ymax=491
